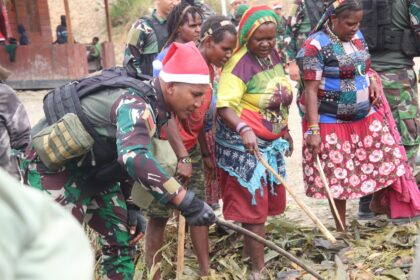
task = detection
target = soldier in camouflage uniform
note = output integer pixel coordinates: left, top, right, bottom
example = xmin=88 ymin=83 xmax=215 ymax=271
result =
xmin=273 ymin=3 xmax=287 ymax=65
xmin=356 ymin=0 xmax=420 ymax=219
xmin=370 ymin=0 xmax=420 ymax=170
xmin=378 ymin=69 xmax=419 ymax=168
xmin=123 ymin=0 xmax=180 ymax=77
xmin=22 ymin=42 xmax=215 ymax=280
xmin=0 ymin=84 xmax=30 ymax=179
xmin=284 ymin=0 xmax=326 ymax=80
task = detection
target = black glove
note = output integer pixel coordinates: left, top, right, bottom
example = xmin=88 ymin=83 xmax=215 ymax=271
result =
xmin=178 ymin=190 xmax=216 ymax=226
xmin=127 ymin=203 xmax=147 ymax=238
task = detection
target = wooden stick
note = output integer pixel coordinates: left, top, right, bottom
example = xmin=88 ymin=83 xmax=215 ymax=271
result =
xmin=103 ymin=0 xmax=113 ymax=42
xmin=215 ymin=218 xmax=325 ymax=280
xmin=316 ymin=155 xmax=346 ymax=231
xmin=255 ymin=153 xmax=337 ymax=244
xmin=176 ymin=212 xmax=186 ymax=279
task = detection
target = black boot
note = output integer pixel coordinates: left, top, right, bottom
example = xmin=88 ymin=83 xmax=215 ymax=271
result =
xmin=358 ymin=194 xmax=375 ymax=220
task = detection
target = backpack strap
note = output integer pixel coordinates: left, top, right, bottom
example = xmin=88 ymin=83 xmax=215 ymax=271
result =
xmin=140 ymin=16 xmax=167 ymax=51
xmin=304 ymin=0 xmax=324 ymax=29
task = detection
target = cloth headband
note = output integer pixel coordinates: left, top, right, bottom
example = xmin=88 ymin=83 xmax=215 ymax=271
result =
xmin=311 ymin=0 xmax=347 ymax=35
xmin=200 ymin=20 xmax=232 ymax=41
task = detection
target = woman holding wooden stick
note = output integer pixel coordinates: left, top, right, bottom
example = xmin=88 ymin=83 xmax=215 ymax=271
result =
xmin=296 ymin=0 xmax=420 ymax=232
xmin=215 ymin=5 xmax=293 ymax=279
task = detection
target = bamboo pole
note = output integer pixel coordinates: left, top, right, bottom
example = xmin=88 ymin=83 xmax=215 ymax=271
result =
xmin=255 ymin=153 xmax=337 ymax=244
xmin=176 ymin=212 xmax=186 ymax=279
xmin=63 ymin=0 xmax=74 ymax=44
xmin=104 ymin=0 xmax=112 ymax=42
xmin=316 ymin=156 xmax=346 ymax=231
xmin=216 ymin=218 xmax=325 ymax=280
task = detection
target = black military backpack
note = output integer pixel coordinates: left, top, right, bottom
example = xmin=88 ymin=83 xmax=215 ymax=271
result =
xmin=43 ymin=67 xmax=157 ymax=167
xmin=359 ymin=0 xmax=420 ymax=57
xmin=304 ymin=0 xmax=326 ymax=29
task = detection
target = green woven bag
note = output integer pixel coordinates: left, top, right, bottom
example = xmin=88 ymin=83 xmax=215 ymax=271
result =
xmin=32 ymin=113 xmax=94 ymax=170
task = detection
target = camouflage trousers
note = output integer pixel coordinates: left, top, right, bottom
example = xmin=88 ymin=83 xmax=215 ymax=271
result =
xmin=145 ymin=144 xmax=205 ymax=219
xmin=276 ymin=35 xmax=286 ymax=66
xmin=22 ymin=158 xmax=135 ymax=280
xmin=378 ymin=68 xmax=420 ymax=170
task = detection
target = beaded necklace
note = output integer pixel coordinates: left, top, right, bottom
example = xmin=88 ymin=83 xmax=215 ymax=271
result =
xmin=256 ymin=54 xmax=274 ymax=70
xmin=255 ymin=54 xmax=283 ymax=81
xmin=325 ymin=22 xmax=363 ymax=76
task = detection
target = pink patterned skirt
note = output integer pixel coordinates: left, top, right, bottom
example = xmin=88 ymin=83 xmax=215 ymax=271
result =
xmin=302 ymin=112 xmax=405 ymax=200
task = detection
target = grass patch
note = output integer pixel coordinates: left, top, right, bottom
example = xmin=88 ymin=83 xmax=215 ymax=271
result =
xmin=110 ymin=0 xmax=153 ymax=27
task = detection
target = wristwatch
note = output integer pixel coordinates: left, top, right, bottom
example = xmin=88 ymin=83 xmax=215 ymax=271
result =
xmin=178 ymin=156 xmax=192 ymax=164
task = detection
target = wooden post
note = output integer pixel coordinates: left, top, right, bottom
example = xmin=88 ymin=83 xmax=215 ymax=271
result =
xmin=63 ymin=0 xmax=74 ymax=44
xmin=175 ymin=212 xmax=186 ymax=279
xmin=104 ymin=0 xmax=113 ymax=42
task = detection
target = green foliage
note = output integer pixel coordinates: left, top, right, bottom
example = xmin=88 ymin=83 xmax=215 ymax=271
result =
xmin=203 ymin=0 xmax=222 ymax=14
xmin=110 ymin=0 xmax=153 ymax=27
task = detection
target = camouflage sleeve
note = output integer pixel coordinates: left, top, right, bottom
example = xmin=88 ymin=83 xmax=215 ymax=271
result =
xmin=278 ymin=17 xmax=287 ymax=36
xmin=408 ymin=0 xmax=420 ymax=38
xmin=115 ymin=90 xmax=182 ymax=204
xmin=123 ymin=18 xmax=155 ymax=75
xmin=284 ymin=0 xmax=303 ymax=61
xmin=0 ymin=85 xmax=30 ymax=151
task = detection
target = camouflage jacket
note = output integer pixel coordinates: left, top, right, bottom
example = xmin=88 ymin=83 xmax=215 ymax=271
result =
xmin=284 ymin=0 xmax=326 ymax=61
xmin=276 ymin=15 xmax=287 ymax=62
xmin=113 ymin=80 xmax=181 ymax=204
xmin=284 ymin=0 xmax=311 ymax=61
xmin=123 ymin=10 xmax=168 ymax=77
xmin=0 ymin=84 xmax=30 ymax=178
xmin=409 ymin=0 xmax=420 ymax=38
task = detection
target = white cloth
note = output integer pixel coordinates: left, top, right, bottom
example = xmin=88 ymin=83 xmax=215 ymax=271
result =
xmin=0 ymin=168 xmax=94 ymax=280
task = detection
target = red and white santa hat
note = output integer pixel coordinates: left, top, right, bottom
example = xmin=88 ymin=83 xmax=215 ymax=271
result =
xmin=273 ymin=3 xmax=283 ymax=9
xmin=159 ymin=41 xmax=210 ymax=85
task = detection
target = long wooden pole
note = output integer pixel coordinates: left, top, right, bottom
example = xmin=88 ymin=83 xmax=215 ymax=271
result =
xmin=316 ymin=156 xmax=345 ymax=231
xmin=176 ymin=212 xmax=186 ymax=279
xmin=255 ymin=153 xmax=337 ymax=244
xmin=63 ymin=0 xmax=74 ymax=44
xmin=104 ymin=0 xmax=113 ymax=42
xmin=216 ymin=218 xmax=325 ymax=280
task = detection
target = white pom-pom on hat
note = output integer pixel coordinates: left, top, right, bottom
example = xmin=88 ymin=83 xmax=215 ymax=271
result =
xmin=153 ymin=59 xmax=163 ymax=71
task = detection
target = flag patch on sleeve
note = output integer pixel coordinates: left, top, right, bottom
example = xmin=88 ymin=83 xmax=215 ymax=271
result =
xmin=142 ymin=108 xmax=156 ymax=137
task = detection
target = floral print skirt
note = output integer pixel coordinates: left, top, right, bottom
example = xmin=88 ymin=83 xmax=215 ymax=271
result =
xmin=302 ymin=112 xmax=405 ymax=200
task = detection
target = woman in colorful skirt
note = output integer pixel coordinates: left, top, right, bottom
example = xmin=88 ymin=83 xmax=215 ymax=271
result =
xmin=216 ymin=6 xmax=293 ymax=278
xmin=296 ymin=0 xmax=420 ymax=232
xmin=149 ymin=9 xmax=237 ymax=277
